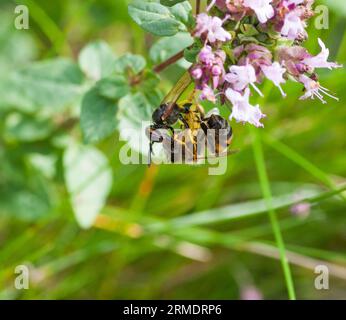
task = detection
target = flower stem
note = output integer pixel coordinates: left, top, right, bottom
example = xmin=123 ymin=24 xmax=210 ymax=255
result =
xmin=196 ymin=0 xmax=201 ymax=15
xmin=206 ymin=0 xmax=216 ymax=12
xmin=251 ymin=127 xmax=296 ymax=300
xmin=153 ymin=50 xmax=185 ymax=73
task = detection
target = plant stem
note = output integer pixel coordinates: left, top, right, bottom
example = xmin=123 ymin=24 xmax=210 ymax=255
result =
xmin=337 ymin=28 xmax=346 ymax=61
xmin=153 ymin=50 xmax=185 ymax=73
xmin=251 ymin=127 xmax=296 ymax=300
xmin=196 ymin=0 xmax=201 ymax=15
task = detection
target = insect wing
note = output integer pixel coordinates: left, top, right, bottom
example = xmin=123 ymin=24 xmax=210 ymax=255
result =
xmin=205 ymin=107 xmax=220 ymax=118
xmin=196 ymin=149 xmax=239 ymax=161
xmin=161 ymin=72 xmax=192 ymax=120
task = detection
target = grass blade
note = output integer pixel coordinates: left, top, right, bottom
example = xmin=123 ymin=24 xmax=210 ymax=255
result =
xmin=251 ymin=127 xmax=296 ymax=300
xmin=263 ymin=133 xmax=345 ymax=201
xmin=145 ymin=184 xmax=346 ymax=231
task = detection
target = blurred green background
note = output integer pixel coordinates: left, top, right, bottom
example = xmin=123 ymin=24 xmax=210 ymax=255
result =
xmin=0 ymin=0 xmax=345 ymax=299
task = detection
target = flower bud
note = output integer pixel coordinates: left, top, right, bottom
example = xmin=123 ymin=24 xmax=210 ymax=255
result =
xmin=212 ymin=65 xmax=222 ymax=76
xmin=191 ymin=67 xmax=203 ymax=80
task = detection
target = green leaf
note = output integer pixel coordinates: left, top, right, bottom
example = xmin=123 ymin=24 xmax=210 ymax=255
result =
xmin=0 ymin=81 xmax=29 ymax=111
xmin=96 ymin=75 xmax=130 ymax=100
xmin=78 ymin=41 xmax=116 ymax=81
xmin=4 ymin=113 xmax=54 ymax=142
xmin=114 ymin=53 xmax=147 ymax=75
xmin=28 ymin=154 xmax=57 ymax=179
xmin=80 ymin=87 xmax=118 ymax=143
xmin=184 ymin=41 xmax=202 ymax=63
xmin=169 ymin=1 xmax=193 ymax=27
xmin=136 ymin=71 xmax=160 ymax=96
xmin=160 ymin=0 xmax=187 ymax=7
xmin=149 ymin=32 xmax=193 ymax=64
xmin=146 ymin=187 xmax=336 ymax=231
xmin=117 ymin=93 xmax=153 ymax=154
xmin=64 ymin=143 xmax=113 ymax=229
xmin=128 ymin=0 xmax=186 ymax=36
xmin=240 ymin=24 xmax=260 ymax=36
xmin=0 ymin=155 xmax=53 ymax=221
xmin=0 ymin=189 xmax=52 ymax=221
xmin=1 ymin=58 xmax=84 ymax=112
xmin=0 ymin=12 xmax=37 ymax=79
xmin=145 ymin=88 xmax=164 ymax=107
xmin=238 ymin=34 xmax=260 ymax=44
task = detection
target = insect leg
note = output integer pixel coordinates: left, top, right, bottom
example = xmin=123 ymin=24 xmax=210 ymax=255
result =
xmin=178 ymin=114 xmax=190 ymax=129
xmin=148 ymin=141 xmax=153 ymax=167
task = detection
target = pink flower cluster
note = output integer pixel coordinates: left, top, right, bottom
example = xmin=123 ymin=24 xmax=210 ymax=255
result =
xmin=191 ymin=46 xmax=226 ymax=102
xmin=190 ymin=0 xmax=342 ymax=128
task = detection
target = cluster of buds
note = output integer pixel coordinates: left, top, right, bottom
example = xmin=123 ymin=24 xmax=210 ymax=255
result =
xmin=190 ymin=0 xmax=342 ymax=128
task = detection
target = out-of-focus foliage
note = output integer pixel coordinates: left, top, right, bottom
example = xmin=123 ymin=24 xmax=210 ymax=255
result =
xmin=0 ymin=0 xmax=345 ymax=300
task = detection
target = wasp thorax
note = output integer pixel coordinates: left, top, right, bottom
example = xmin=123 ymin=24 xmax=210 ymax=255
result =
xmin=152 ymin=103 xmax=180 ymax=125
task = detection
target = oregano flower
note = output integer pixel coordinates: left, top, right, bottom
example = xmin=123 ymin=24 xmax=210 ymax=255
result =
xmin=186 ymin=0 xmax=342 ymax=127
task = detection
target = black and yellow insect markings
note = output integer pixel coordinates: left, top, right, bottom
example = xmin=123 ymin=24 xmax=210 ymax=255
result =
xmin=147 ymin=72 xmax=237 ymax=166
